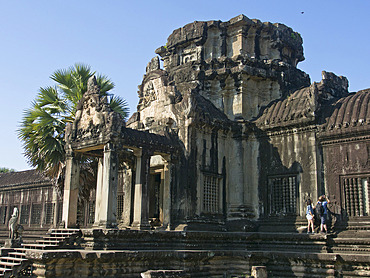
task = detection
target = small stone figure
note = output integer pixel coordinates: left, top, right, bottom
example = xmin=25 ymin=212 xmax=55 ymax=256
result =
xmin=8 ymin=207 xmax=19 ymax=239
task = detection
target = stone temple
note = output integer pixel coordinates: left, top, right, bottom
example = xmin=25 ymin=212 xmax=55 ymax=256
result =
xmin=0 ymin=14 xmax=369 ymax=277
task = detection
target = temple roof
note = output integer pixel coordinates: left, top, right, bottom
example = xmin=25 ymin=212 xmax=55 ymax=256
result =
xmin=321 ymin=88 xmax=370 ymax=132
xmin=254 ymin=85 xmax=316 ymax=129
xmin=190 ymin=93 xmax=230 ymax=124
xmin=0 ymin=170 xmax=51 ymax=189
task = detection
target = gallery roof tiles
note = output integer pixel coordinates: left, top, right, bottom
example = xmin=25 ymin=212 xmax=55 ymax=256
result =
xmin=0 ymin=170 xmax=51 ymax=188
xmin=323 ymin=89 xmax=370 ymax=131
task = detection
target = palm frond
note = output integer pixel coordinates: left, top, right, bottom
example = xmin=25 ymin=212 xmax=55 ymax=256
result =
xmin=51 ymin=69 xmax=74 ymax=95
xmin=96 ymin=74 xmax=115 ymax=94
xmin=109 ymin=95 xmax=129 ymax=119
xmin=19 ymin=63 xmax=129 ymax=193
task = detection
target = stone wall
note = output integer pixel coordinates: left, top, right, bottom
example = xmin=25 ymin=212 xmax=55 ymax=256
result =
xmin=256 ymin=128 xmax=322 ymax=218
xmin=0 ymin=174 xmax=61 ymax=228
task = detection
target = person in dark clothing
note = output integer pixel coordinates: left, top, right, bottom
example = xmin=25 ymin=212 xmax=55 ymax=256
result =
xmin=317 ymin=195 xmax=331 ymax=233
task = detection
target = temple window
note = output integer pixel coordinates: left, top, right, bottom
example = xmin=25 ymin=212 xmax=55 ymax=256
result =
xmin=116 ymin=194 xmax=124 ymax=221
xmin=268 ymin=175 xmax=298 ymax=215
xmin=44 ymin=203 xmax=54 ymax=225
xmin=31 ymin=204 xmax=42 ymax=225
xmin=20 ymin=205 xmax=30 ymax=225
xmin=342 ymin=175 xmax=370 ymax=217
xmin=203 ymin=174 xmax=220 ymax=213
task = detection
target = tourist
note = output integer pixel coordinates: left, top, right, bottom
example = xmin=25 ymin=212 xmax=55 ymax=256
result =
xmin=316 ymin=195 xmax=331 ymax=233
xmin=306 ymin=199 xmax=315 ymax=234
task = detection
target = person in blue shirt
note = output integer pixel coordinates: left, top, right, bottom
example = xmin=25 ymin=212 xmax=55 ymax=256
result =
xmin=317 ymin=195 xmax=331 ymax=233
xmin=306 ymin=199 xmax=315 ymax=234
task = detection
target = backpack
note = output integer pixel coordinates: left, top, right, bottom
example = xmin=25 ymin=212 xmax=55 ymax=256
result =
xmin=316 ymin=202 xmax=324 ymax=216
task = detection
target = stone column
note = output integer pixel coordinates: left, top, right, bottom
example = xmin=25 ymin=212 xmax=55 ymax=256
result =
xmin=132 ymin=149 xmax=151 ymax=230
xmin=94 ymin=143 xmax=118 ymax=228
xmin=94 ymin=157 xmax=103 ymax=226
xmin=62 ymin=150 xmax=80 ymax=228
xmin=162 ymin=155 xmax=171 ymax=229
xmin=52 ymin=186 xmax=59 ymax=227
xmin=228 ymin=138 xmax=245 ymax=218
xmin=53 ymin=201 xmax=59 ymax=228
xmin=121 ymin=168 xmax=132 ymax=227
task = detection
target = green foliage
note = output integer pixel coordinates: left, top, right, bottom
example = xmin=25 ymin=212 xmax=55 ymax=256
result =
xmin=291 ymin=32 xmax=301 ymax=41
xmin=18 ymin=63 xmax=129 ymax=181
xmin=0 ymin=167 xmax=15 ymax=173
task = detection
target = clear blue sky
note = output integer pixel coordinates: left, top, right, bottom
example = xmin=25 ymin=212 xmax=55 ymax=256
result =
xmin=1 ymin=0 xmax=369 ymax=171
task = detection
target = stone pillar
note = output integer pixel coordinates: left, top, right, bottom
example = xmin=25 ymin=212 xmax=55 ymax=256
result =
xmin=94 ymin=143 xmax=118 ymax=228
xmin=53 ymin=201 xmax=59 ymax=227
xmin=94 ymin=157 xmax=103 ymax=225
xmin=121 ymin=168 xmax=132 ymax=227
xmin=62 ymin=151 xmax=80 ymax=228
xmin=132 ymin=149 xmax=151 ymax=230
xmin=228 ymin=138 xmax=245 ymax=218
xmin=162 ymin=155 xmax=171 ymax=229
xmin=52 ymin=186 xmax=59 ymax=227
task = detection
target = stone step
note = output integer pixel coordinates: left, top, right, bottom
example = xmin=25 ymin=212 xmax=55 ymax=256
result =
xmin=47 ymin=232 xmax=74 ymax=237
xmin=249 ymin=244 xmax=327 ymax=253
xmin=36 ymin=239 xmax=60 ymax=245
xmin=0 ymin=267 xmax=11 ymax=274
xmin=333 ymin=238 xmax=370 ymax=244
xmin=0 ymin=257 xmax=27 ymax=263
xmin=42 ymin=236 xmax=67 ymax=240
xmin=0 ymin=261 xmax=21 ymax=269
xmin=21 ymin=243 xmax=55 ymax=250
xmin=336 ymin=232 xmax=370 ymax=239
xmin=49 ymin=229 xmax=80 ymax=234
xmin=7 ymin=252 xmax=26 ymax=259
xmin=331 ymin=247 xmax=370 ymax=253
xmin=12 ymin=248 xmax=28 ymax=253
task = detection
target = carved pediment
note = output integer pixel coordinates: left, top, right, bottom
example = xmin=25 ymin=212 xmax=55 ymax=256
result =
xmin=66 ymin=76 xmax=124 ymax=146
xmin=141 ymin=81 xmax=157 ymax=108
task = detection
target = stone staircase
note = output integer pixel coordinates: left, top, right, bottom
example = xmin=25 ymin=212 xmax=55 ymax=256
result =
xmin=0 ymin=227 xmax=50 ymax=247
xmin=0 ymin=228 xmax=80 ymax=277
xmin=246 ymin=232 xmax=329 ymax=253
xmin=0 ymin=249 xmax=30 ymax=277
xmin=327 ymin=227 xmax=370 ymax=254
xmin=253 ymin=218 xmax=370 ymax=277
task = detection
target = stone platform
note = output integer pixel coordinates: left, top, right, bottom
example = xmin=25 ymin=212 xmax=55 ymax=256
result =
xmin=17 ymin=228 xmax=370 ymax=277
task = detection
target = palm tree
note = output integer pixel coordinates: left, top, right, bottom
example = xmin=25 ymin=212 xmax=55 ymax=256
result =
xmin=18 ymin=63 xmax=128 ymax=197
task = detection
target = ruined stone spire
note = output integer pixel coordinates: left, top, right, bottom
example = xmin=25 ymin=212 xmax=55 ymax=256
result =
xmin=87 ymin=75 xmax=100 ymax=94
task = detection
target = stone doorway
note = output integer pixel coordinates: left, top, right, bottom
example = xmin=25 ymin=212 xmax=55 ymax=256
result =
xmin=149 ymin=173 xmax=162 ymax=227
